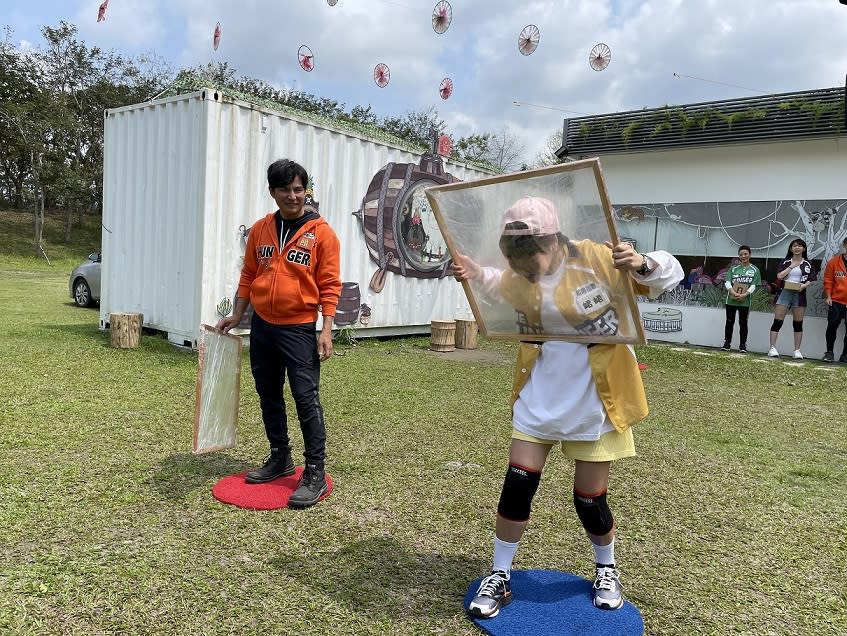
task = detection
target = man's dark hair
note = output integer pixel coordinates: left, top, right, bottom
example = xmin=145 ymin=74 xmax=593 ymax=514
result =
xmin=267 ymin=159 xmax=308 ymax=189
xmin=738 ymin=245 xmax=751 ymax=253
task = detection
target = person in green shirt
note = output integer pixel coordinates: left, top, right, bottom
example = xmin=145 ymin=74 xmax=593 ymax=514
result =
xmin=721 ymin=245 xmax=761 ymax=353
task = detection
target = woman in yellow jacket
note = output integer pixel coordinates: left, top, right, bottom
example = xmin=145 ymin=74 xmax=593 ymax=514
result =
xmin=454 ymin=196 xmax=682 ymax=617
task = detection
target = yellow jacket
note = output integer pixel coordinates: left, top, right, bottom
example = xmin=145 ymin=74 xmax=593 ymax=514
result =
xmin=510 ymin=342 xmax=647 ymax=433
xmin=501 ymin=240 xmax=651 ymax=433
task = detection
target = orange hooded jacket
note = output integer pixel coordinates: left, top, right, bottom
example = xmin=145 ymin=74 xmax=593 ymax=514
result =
xmin=823 ymin=252 xmax=847 ymax=306
xmin=237 ymin=211 xmax=341 ymax=325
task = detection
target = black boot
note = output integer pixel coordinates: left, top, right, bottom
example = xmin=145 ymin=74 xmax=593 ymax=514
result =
xmin=288 ymin=461 xmax=328 ymax=508
xmin=245 ymin=447 xmax=295 ymax=483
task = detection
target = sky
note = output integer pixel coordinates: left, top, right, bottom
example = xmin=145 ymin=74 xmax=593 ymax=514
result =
xmin=4 ymin=0 xmax=847 ymax=165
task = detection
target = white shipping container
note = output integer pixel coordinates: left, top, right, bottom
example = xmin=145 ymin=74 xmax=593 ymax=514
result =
xmin=101 ymin=89 xmax=495 ymax=348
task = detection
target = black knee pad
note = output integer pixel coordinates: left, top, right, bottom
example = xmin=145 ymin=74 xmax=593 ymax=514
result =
xmin=793 ymin=320 xmax=803 ymax=333
xmin=573 ymin=489 xmax=614 ymax=536
xmin=497 ymin=464 xmax=541 ymax=522
xmin=770 ymin=319 xmax=784 ymax=333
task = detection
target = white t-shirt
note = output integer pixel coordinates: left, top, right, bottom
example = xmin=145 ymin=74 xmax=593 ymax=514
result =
xmin=785 ymin=264 xmax=803 ymax=284
xmin=511 ymin=264 xmax=615 ymax=441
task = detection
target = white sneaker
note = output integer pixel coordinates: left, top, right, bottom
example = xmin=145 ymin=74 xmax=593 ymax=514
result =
xmin=767 ymin=347 xmax=779 ymax=357
xmin=468 ymin=571 xmax=512 ymax=618
xmin=593 ymin=565 xmax=624 ymax=610
xmin=793 ymin=350 xmax=803 ymax=359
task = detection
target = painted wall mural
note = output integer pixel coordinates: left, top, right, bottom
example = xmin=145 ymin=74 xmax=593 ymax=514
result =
xmin=614 ymin=199 xmax=846 ymax=260
xmin=615 ymin=199 xmax=847 ymax=319
xmin=353 ymin=152 xmax=459 ymax=293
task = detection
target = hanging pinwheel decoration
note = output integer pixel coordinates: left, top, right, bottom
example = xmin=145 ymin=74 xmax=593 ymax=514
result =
xmin=589 ymin=43 xmax=612 ymax=71
xmin=374 ymin=63 xmax=390 ymax=88
xmin=439 ymin=77 xmax=453 ymax=100
xmin=213 ymin=23 xmax=222 ymax=51
xmin=518 ymin=24 xmax=540 ymax=56
xmin=97 ymin=0 xmax=109 ymax=23
xmin=298 ymin=45 xmax=315 ymax=72
xmin=432 ymin=1 xmax=452 ymax=34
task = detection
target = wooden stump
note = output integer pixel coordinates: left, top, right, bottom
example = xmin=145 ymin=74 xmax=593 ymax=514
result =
xmin=455 ymin=319 xmax=478 ymax=350
xmin=430 ymin=320 xmax=456 ymax=352
xmin=110 ymin=312 xmax=143 ymax=349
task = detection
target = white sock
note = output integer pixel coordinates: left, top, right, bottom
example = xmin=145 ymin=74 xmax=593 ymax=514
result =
xmin=592 ymin=538 xmax=615 ymax=567
xmin=493 ymin=536 xmax=519 ymax=578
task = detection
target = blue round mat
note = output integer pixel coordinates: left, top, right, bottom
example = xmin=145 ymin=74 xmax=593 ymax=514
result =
xmin=464 ymin=569 xmax=644 ymax=635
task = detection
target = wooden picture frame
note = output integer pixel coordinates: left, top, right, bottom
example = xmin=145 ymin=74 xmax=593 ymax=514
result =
xmin=193 ymin=324 xmax=242 ymax=454
xmin=425 ymin=159 xmax=646 ymax=344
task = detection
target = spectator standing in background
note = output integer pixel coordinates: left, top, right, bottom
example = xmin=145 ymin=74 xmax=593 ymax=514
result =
xmin=721 ymin=245 xmax=760 ymax=353
xmin=768 ymin=239 xmax=814 ymax=359
xmin=822 ymin=236 xmax=847 ymax=362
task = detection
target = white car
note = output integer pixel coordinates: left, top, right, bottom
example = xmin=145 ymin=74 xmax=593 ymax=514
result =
xmin=69 ymin=252 xmax=101 ymax=307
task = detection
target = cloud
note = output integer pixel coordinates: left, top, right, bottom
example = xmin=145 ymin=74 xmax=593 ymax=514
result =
xmin=7 ymin=0 xmax=847 ymax=166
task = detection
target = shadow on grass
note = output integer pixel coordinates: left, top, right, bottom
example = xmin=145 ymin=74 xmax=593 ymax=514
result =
xmin=271 ymin=536 xmax=487 ymax=621
xmin=148 ymin=452 xmax=252 ymax=500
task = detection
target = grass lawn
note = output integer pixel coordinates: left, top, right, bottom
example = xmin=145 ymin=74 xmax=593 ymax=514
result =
xmin=1 ymin=211 xmax=846 ymax=635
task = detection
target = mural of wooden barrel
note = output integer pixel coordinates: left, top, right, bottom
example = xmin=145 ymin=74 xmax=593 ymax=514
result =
xmin=353 ymin=152 xmax=459 ymax=293
xmin=335 ymin=282 xmax=361 ymax=327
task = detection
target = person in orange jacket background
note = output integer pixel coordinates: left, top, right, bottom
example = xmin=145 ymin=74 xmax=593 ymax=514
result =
xmin=822 ymin=236 xmax=847 ymax=363
xmin=217 ymin=159 xmax=341 ymax=507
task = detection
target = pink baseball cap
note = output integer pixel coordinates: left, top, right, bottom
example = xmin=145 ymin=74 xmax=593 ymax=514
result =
xmin=501 ymin=196 xmax=560 ymax=236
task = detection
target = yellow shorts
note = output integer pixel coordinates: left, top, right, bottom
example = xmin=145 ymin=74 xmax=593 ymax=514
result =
xmin=512 ymin=427 xmax=636 ymax=462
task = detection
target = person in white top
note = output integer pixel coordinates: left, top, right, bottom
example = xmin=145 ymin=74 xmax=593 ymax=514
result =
xmin=454 ymin=196 xmax=682 ymax=618
xmin=768 ymin=239 xmax=814 ymax=359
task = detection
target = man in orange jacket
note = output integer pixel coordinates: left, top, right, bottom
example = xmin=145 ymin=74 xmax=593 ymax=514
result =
xmin=217 ymin=159 xmax=341 ymax=507
xmin=823 ymin=236 xmax=847 ymax=362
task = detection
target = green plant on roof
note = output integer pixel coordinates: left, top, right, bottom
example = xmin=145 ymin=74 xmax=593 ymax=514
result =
xmin=798 ymin=100 xmax=835 ymax=127
xmin=621 ymin=120 xmax=642 ymax=145
xmin=649 ymin=120 xmax=673 ymax=138
xmin=578 ymin=91 xmax=843 ymax=149
xmin=710 ymin=107 xmax=767 ymax=131
xmin=579 ymin=122 xmax=596 ymax=140
xmin=602 ymin=121 xmax=620 ymax=138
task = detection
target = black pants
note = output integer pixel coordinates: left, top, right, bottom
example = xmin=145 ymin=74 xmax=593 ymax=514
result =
xmin=249 ymin=313 xmax=326 ymax=463
xmin=724 ymin=304 xmax=750 ymax=347
xmin=825 ymin=301 xmax=847 ymax=354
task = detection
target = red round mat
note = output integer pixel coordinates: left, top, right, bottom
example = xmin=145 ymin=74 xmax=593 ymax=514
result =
xmin=212 ymin=466 xmax=333 ymax=510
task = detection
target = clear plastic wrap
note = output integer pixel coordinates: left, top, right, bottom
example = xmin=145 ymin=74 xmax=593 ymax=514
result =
xmin=425 ymin=159 xmax=645 ymax=344
xmin=193 ymin=324 xmax=243 ymax=454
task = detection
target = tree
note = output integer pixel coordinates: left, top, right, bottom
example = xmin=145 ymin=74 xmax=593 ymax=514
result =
xmin=345 ymin=105 xmax=378 ymax=127
xmin=485 ymin=127 xmax=525 ymax=173
xmin=0 ymin=29 xmax=47 ymax=208
xmin=194 ymin=60 xmax=237 ymax=86
xmin=453 ymin=133 xmax=491 ymax=163
xmin=34 ymin=22 xmax=171 ymax=239
xmin=0 ymin=28 xmax=52 ymax=255
xmin=530 ymin=129 xmax=566 ymax=168
xmin=381 ymin=106 xmax=445 ymax=150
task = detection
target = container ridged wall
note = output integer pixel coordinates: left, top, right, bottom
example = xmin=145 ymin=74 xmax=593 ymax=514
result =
xmin=101 ymin=90 xmax=493 ymax=348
